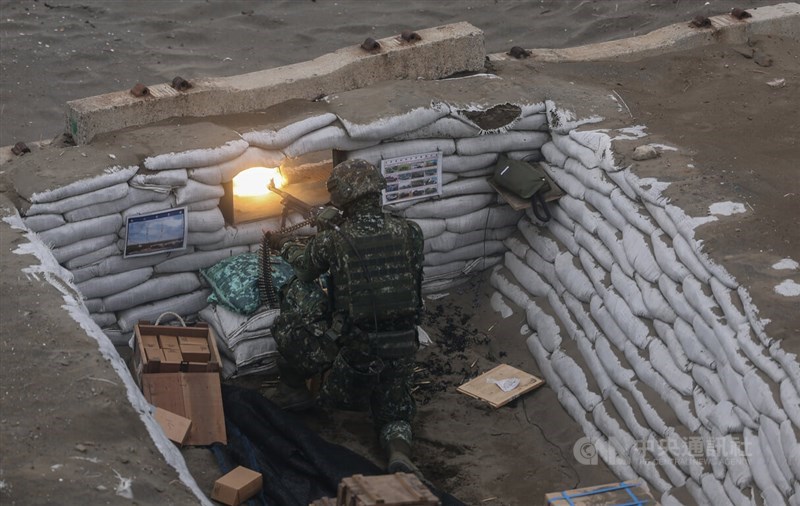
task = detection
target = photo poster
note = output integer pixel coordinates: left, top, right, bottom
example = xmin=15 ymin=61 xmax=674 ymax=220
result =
xmin=380 ymin=151 xmax=443 ymax=205
xmin=123 ymin=207 xmax=188 ymax=258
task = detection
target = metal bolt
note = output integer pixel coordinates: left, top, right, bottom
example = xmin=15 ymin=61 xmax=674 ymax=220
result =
xmin=130 ymin=83 xmax=149 ymax=97
xmin=361 ymin=38 xmax=381 ymax=52
xmin=400 ymin=30 xmax=421 ymax=43
xmin=508 ymin=46 xmax=531 ymax=59
xmin=171 ymin=76 xmax=192 ymax=91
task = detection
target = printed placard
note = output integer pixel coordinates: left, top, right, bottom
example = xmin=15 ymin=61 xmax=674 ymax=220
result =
xmin=381 ymin=151 xmax=442 ymax=205
xmin=124 ymin=207 xmax=188 ymax=258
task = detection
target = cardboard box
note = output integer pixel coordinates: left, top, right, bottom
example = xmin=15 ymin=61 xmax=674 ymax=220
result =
xmin=153 ymin=407 xmax=192 ymax=445
xmin=132 ymin=321 xmax=226 ymax=446
xmin=158 ymin=334 xmax=180 ymax=350
xmin=180 ymin=343 xmax=211 ymax=362
xmin=211 ymin=466 xmax=262 ymax=506
xmin=337 ymin=474 xmax=439 ymax=506
xmin=544 ymin=481 xmax=658 ymax=506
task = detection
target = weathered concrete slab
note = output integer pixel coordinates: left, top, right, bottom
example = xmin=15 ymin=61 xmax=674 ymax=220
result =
xmin=488 ymin=2 xmax=800 ymax=63
xmin=65 ymin=22 xmax=485 ymax=145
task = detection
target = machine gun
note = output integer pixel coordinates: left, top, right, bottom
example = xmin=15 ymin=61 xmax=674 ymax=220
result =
xmin=268 ymin=179 xmax=341 ymax=233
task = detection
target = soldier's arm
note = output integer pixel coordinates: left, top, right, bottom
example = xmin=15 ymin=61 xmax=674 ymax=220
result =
xmin=281 ymin=230 xmax=333 ymax=282
xmin=407 ymin=220 xmax=425 ymax=322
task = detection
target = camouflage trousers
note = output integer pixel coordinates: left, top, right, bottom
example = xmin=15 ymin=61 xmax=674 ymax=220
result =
xmin=271 ymin=279 xmax=416 ymax=447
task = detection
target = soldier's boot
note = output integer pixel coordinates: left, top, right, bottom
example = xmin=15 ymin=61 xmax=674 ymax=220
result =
xmin=385 ymin=439 xmax=420 ymax=476
xmin=270 ymin=362 xmax=315 ymax=411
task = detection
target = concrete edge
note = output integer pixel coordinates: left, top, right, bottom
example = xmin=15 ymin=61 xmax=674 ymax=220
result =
xmin=65 ymin=22 xmax=485 ymax=145
xmin=488 ymin=2 xmax=800 ymax=63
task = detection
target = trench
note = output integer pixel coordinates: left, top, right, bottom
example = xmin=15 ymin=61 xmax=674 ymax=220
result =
xmin=9 ymin=84 xmax=800 ymax=505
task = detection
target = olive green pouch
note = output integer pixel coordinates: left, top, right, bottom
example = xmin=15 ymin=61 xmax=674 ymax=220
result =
xmin=491 ymin=154 xmax=552 ymax=222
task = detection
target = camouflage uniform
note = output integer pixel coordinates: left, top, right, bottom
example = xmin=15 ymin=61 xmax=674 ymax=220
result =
xmin=279 ymin=160 xmax=424 ymax=449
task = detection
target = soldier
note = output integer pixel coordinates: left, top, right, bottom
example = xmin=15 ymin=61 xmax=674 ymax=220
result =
xmin=269 ymin=159 xmax=425 ymax=475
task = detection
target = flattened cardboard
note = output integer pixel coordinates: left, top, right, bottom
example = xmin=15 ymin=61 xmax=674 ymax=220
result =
xmin=211 ymin=466 xmax=262 ymax=506
xmin=457 ymin=364 xmax=544 ymax=408
xmin=544 ymin=480 xmax=657 ymax=506
xmin=141 ymin=372 xmax=226 ymax=445
xmin=153 ymin=407 xmax=192 ymax=445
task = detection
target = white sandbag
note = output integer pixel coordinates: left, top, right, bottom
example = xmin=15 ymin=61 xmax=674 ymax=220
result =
xmin=155 ymin=247 xmax=249 ymax=274
xmin=693 ymin=386 xmax=716 ymax=427
xmin=427 ymin=227 xmax=514 ymax=253
xmin=701 ymin=427 xmax=728 ymax=480
xmin=610 ymin=189 xmax=656 ymax=235
xmin=490 ymin=268 xmax=534 ymax=309
xmin=422 ymin=274 xmax=477 ymax=294
xmin=551 ymin=132 xmax=600 ymax=170
xmin=341 ymin=105 xmax=450 ymax=140
xmin=518 ymin=220 xmax=559 ymax=261
xmin=563 ymin=292 xmax=602 ymax=342
xmin=653 ymin=319 xmax=691 ymax=372
xmin=52 ymin=234 xmax=117 ymax=264
xmin=719 ymin=364 xmax=760 ymax=421
xmin=441 ymin=177 xmax=493 ymax=198
xmin=584 ymin=189 xmax=627 ymax=231
xmin=540 ymin=141 xmax=567 ymax=168
xmin=554 ymin=251 xmax=594 ymax=302
xmin=187 ymin=208 xmax=225 ymax=233
xmin=682 ymin=276 xmax=720 ymax=329
xmin=283 ymin=125 xmax=377 ymax=158
xmin=722 ymin=474 xmax=754 ymax=506
xmin=102 ymin=273 xmax=202 ymax=312
xmin=243 ymin=113 xmax=337 ymax=149
xmin=424 ymin=260 xmax=468 ymax=280
xmin=650 ymin=230 xmax=690 ymax=284
xmin=664 ymin=204 xmax=701 ymax=244
xmin=672 ymin=234 xmax=711 ymax=284
xmin=629 ymin=447 xmax=672 ymax=494
xmin=657 ymin=278 xmax=699 ymax=330
xmin=666 ymin=432 xmax=705 ymax=482
xmin=188 ymin=198 xmax=221 ymax=212
xmin=526 ymin=248 xmax=561 ymax=292
xmin=448 ymin=205 xmax=523 ymax=234
xmin=65 ymin=244 xmax=120 ymax=269
xmin=187 ymin=228 xmax=227 ymax=247
xmin=196 ymin=217 xmax=287 ymax=251
xmin=116 ymin=289 xmax=212 ymax=333
xmin=590 ymin=295 xmax=627 ymax=350
xmin=610 ymin=265 xmax=649 ymax=318
xmin=780 ymin=379 xmax=800 ymax=430
xmin=510 ymin=113 xmax=547 ymax=131
xmin=758 ymin=425 xmax=794 ymax=497
xmin=707 ymin=401 xmax=744 ymax=434
xmin=744 ymin=370 xmax=787 ymax=423
xmin=547 ymin=290 xmax=581 ymax=341
xmin=643 ymin=201 xmax=679 ymax=239
xmin=711 ymin=320 xmax=750 ymax=375
xmin=64 ymin=187 xmax=169 ymax=223
xmin=69 ymin=250 xmax=187 ymax=283
xmin=577 ymin=333 xmax=614 ymax=396
xmin=76 ymin=267 xmax=154 ymax=300
xmin=175 ymin=179 xmax=225 ymax=206
xmin=551 ymin=349 xmax=602 ymax=411
xmin=709 ymin=278 xmax=748 ymax=329
xmin=622 ymin=225 xmax=661 ymax=283
xmin=577 ymin=251 xmax=610 ymax=314
xmin=540 ymin=162 xmax=586 ymax=200
xmin=626 ymin=172 xmax=669 ymax=209
xmin=737 ymin=326 xmax=785 ymax=384
xmin=410 ymin=218 xmax=446 ymax=239
xmin=691 ymin=316 xmax=729 ymax=367
xmin=121 ymin=198 xmax=176 ymax=221
xmin=527 ymin=305 xmax=562 ymax=353
xmin=592 ymin=404 xmax=636 ymax=457
xmin=188 ymin=147 xmax=284 ymax=185
xmin=647 ymin=433 xmax=688 ymax=488
xmin=546 ymin=219 xmax=580 ymax=256
xmin=526 ymin=334 xmax=564 ymax=392
xmin=564 ymin=158 xmax=616 ymax=196
xmin=761 ymin=418 xmax=794 ymax=488
xmin=606 ymin=170 xmax=638 ymax=200
xmin=403 ymin=194 xmax=493 ymax=220
xmin=636 ymin=274 xmax=677 ymax=323
xmin=780 ymin=420 xmax=800 ymax=482
xmin=650 ymin=339 xmax=693 ymax=395
xmin=90 ymin=312 xmax=117 ymax=328
xmin=348 ymin=139 xmax=456 ymax=167
xmin=575 ymin=228 xmax=614 ymax=274
xmin=130 ymin=168 xmax=187 ymax=189
xmin=626 ymin=387 xmax=672 ymax=439
xmin=455 ymin=131 xmax=549 ymax=156
xmin=604 ymin=289 xmax=650 ymax=349
xmin=39 ymin=214 xmax=122 ymax=248
xmin=441 ymin=153 xmax=498 ymax=174
xmin=505 ymin=252 xmax=551 ymax=298
xmin=691 ymin=364 xmax=727 ymax=403
xmin=26 ymin=182 xmax=129 ymax=217
xmin=594 ymin=437 xmax=639 ymax=483
xmin=769 ymin=345 xmax=800 ymax=394
xmin=700 ymin=474 xmax=734 ymax=506
xmin=424 ymin=240 xmax=505 ymax=266
xmin=596 ymin=221 xmax=634 ymax=277
xmin=559 ymin=195 xmax=600 ymax=234
xmin=391 ymin=116 xmax=479 ymax=141
xmin=607 ymin=387 xmax=648 ymax=439
xmin=145 ymin=139 xmax=249 ymax=170
xmin=718 ymin=434 xmax=754 ymax=488
xmin=594 ymin=335 xmax=635 ymax=390
xmin=23 ymin=214 xmax=65 ymax=232
xmin=28 ymin=165 xmax=139 ymax=204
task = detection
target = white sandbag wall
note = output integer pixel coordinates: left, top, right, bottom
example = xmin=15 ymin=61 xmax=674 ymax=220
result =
xmin=18 ymin=100 xmax=549 ymax=344
xmin=491 ymin=101 xmax=800 ymax=505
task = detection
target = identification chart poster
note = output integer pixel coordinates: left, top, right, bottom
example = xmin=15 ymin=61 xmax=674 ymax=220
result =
xmin=124 ymin=207 xmax=188 ymax=258
xmin=381 ymin=151 xmax=442 ymax=205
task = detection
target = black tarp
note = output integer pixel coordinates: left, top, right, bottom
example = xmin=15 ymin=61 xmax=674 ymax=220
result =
xmin=211 ymin=385 xmax=465 ymax=506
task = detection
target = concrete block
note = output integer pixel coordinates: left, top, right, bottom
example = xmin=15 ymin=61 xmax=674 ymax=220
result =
xmin=66 ymin=22 xmax=485 ymax=145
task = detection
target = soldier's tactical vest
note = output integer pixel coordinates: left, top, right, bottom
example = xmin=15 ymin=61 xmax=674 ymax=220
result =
xmin=332 ymin=227 xmax=419 ymax=327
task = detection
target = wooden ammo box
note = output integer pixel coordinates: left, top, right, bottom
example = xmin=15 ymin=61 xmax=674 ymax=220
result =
xmin=337 ymin=474 xmax=439 ymax=506
xmin=132 ymin=320 xmax=227 ymax=446
xmin=544 ymin=481 xmax=658 ymax=505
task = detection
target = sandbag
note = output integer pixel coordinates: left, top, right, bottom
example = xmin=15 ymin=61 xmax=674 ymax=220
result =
xmin=445 ymin=206 xmax=522 ymax=234
xmin=348 ymin=139 xmax=456 ymax=167
xmin=392 ymin=117 xmax=481 ymax=141
xmin=65 ymin=244 xmax=120 ymax=269
xmin=283 ymin=125 xmax=377 ymax=158
xmin=52 ymin=234 xmax=117 ymax=264
xmin=116 ymin=289 xmax=211 ymax=333
xmin=155 ymin=247 xmax=249 ymax=274
xmin=102 ymin=273 xmax=202 ymax=312
xmin=563 ymin=158 xmax=615 ymax=196
xmin=554 ymin=251 xmax=594 ymax=302
xmin=242 ymin=113 xmax=338 ymax=149
xmin=28 ymin=165 xmax=138 ymax=204
xmin=130 ymin=168 xmax=188 ymax=189
xmin=76 ymin=267 xmax=154 ymax=300
xmin=456 ymin=131 xmax=549 ymax=156
xmin=23 ymin=214 xmax=65 ymax=232
xmin=26 ymin=183 xmax=129 ymax=217
xmin=340 ymin=105 xmax=450 ymax=140
xmin=423 ymin=240 xmax=505 ymax=267
xmin=403 ymin=194 xmax=493 ymax=220
xmin=187 ymin=208 xmax=225 ymax=233
xmin=440 ymin=177 xmax=493 ymax=198
xmin=175 ymin=179 xmax=225 ymax=206
xmin=610 ymin=188 xmax=656 ymax=235
xmin=189 ymin=147 xmax=284 ymax=185
xmin=441 ymin=153 xmax=498 ymax=174
xmin=144 ymin=139 xmax=249 ymax=170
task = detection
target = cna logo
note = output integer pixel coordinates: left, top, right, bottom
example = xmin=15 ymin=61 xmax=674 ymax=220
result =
xmin=573 ymin=437 xmax=599 ymax=465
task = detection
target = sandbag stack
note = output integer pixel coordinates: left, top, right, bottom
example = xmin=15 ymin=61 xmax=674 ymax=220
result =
xmin=490 ymin=100 xmax=799 ymax=505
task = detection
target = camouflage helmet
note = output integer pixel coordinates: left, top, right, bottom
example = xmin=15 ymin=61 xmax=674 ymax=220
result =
xmin=327 ymin=159 xmax=386 ymax=208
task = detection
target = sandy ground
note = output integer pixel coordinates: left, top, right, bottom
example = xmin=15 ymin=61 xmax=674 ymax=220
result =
xmin=2 ymin=1 xmax=799 ymax=505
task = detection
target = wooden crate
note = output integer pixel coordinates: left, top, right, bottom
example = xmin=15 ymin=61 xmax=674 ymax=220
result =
xmin=337 ymin=474 xmax=439 ymax=506
xmin=457 ymin=363 xmax=544 ymax=408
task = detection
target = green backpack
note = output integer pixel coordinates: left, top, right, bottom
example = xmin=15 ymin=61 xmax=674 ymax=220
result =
xmin=491 ymin=154 xmax=552 ymax=222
